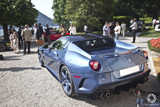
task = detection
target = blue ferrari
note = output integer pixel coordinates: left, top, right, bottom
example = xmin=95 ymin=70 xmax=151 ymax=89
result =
xmin=38 ymin=34 xmax=150 ymax=99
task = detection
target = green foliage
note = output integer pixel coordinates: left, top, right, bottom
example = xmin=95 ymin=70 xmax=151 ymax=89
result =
xmin=147 ymin=40 xmax=160 ymax=53
xmin=65 ymin=0 xmax=113 ymax=32
xmin=52 ymin=0 xmax=70 ymax=27
xmin=0 ymin=0 xmax=38 ymax=27
xmin=114 ymin=16 xmax=132 ymax=28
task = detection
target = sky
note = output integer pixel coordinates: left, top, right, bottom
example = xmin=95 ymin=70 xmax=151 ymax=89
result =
xmin=31 ymin=0 xmax=53 ymax=19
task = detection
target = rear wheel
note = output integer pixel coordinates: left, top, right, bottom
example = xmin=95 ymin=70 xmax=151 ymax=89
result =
xmin=60 ymin=66 xmax=76 ymax=97
xmin=0 ymin=43 xmax=7 ymax=52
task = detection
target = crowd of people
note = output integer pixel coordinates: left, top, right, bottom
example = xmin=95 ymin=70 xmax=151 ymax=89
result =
xmin=8 ymin=23 xmax=51 ymax=55
xmin=102 ymin=18 xmax=138 ymax=43
xmin=152 ymin=18 xmax=160 ymax=32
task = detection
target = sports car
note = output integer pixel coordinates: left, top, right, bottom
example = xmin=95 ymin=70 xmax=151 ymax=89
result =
xmin=0 ymin=38 xmax=11 ymax=52
xmin=38 ymin=34 xmax=150 ymax=99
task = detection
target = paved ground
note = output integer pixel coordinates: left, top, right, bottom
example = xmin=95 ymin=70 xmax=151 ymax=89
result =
xmin=0 ymin=37 xmax=160 ymax=107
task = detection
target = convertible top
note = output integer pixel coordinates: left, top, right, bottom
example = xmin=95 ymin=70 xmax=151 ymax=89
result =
xmin=60 ymin=33 xmax=104 ymax=43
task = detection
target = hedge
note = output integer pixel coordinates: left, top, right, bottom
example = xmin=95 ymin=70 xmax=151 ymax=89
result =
xmin=113 ymin=16 xmax=132 ymax=28
xmin=147 ymin=40 xmax=160 ymax=53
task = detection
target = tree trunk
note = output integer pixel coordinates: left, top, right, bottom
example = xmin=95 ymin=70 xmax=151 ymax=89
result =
xmin=3 ymin=24 xmax=9 ymax=41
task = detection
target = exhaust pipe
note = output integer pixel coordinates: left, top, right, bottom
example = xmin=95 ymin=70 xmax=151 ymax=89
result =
xmin=99 ymin=93 xmax=105 ymax=99
xmin=105 ymin=92 xmax=110 ymax=98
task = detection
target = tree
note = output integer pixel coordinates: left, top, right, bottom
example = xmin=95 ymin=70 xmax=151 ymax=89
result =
xmin=65 ymin=0 xmax=113 ymax=32
xmin=52 ymin=0 xmax=70 ymax=28
xmin=0 ymin=0 xmax=38 ymax=41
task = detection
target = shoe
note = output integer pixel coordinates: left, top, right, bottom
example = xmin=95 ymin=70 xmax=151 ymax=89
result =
xmin=132 ymin=42 xmax=135 ymax=43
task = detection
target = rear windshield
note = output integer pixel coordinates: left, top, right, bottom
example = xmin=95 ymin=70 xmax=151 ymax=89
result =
xmin=75 ymin=38 xmax=115 ymax=51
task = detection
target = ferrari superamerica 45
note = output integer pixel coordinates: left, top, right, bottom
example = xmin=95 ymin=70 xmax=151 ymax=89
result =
xmin=38 ymin=34 xmax=150 ymax=99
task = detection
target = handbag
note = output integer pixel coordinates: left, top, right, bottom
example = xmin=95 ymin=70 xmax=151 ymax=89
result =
xmin=36 ymin=39 xmax=44 ymax=46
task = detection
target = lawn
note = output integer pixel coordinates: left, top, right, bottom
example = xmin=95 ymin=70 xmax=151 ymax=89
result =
xmin=140 ymin=17 xmax=160 ymax=23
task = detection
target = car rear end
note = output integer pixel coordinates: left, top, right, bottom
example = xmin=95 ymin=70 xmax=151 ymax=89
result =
xmin=71 ymin=38 xmax=150 ymax=99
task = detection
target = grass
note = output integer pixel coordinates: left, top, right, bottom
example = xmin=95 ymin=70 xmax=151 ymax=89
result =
xmin=140 ymin=17 xmax=160 ymax=23
xmin=139 ymin=27 xmax=160 ymax=37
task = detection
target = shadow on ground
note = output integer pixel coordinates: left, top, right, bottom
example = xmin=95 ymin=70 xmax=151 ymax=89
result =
xmin=0 ymin=67 xmax=42 ymax=72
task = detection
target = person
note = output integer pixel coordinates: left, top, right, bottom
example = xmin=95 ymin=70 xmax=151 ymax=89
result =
xmin=44 ymin=24 xmax=51 ymax=45
xmin=36 ymin=24 xmax=43 ymax=47
xmin=156 ymin=20 xmax=160 ymax=25
xmin=21 ymin=25 xmax=32 ymax=54
xmin=130 ymin=20 xmax=138 ymax=43
xmin=18 ymin=27 xmax=23 ymax=49
xmin=121 ymin=21 xmax=126 ymax=37
xmin=61 ymin=24 xmax=66 ymax=36
xmin=69 ymin=24 xmax=77 ymax=35
xmin=33 ymin=23 xmax=38 ymax=40
xmin=12 ymin=29 xmax=20 ymax=54
xmin=8 ymin=30 xmax=14 ymax=51
xmin=130 ymin=19 xmax=134 ymax=24
xmin=155 ymin=23 xmax=160 ymax=32
xmin=39 ymin=23 xmax=44 ymax=40
xmin=103 ymin=22 xmax=110 ymax=37
xmin=109 ymin=22 xmax=114 ymax=37
xmin=84 ymin=25 xmax=88 ymax=33
xmin=31 ymin=28 xmax=34 ymax=41
xmin=152 ymin=19 xmax=156 ymax=28
xmin=114 ymin=22 xmax=121 ymax=40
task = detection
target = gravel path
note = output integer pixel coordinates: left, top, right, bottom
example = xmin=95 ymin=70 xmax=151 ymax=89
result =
xmin=0 ymin=37 xmax=160 ymax=107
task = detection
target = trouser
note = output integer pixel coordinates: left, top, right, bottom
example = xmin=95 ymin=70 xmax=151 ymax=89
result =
xmin=18 ymin=37 xmax=23 ymax=48
xmin=115 ymin=34 xmax=119 ymax=40
xmin=121 ymin=29 xmax=125 ymax=37
xmin=152 ymin=23 xmax=155 ymax=28
xmin=47 ymin=36 xmax=51 ymax=45
xmin=41 ymin=34 xmax=44 ymax=40
xmin=132 ymin=30 xmax=136 ymax=43
xmin=23 ymin=41 xmax=30 ymax=54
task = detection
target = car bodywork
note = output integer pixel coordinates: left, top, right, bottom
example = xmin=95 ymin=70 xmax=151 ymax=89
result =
xmin=0 ymin=38 xmax=10 ymax=52
xmin=44 ymin=30 xmax=70 ymax=41
xmin=38 ymin=34 xmax=150 ymax=99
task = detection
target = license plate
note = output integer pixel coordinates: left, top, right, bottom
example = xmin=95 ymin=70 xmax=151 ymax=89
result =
xmin=120 ymin=65 xmax=140 ymax=77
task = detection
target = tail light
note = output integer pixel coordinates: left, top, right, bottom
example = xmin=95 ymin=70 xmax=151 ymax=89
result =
xmin=143 ymin=51 xmax=148 ymax=59
xmin=90 ymin=61 xmax=100 ymax=71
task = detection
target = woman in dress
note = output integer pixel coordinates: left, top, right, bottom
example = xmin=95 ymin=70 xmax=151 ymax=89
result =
xmin=8 ymin=30 xmax=15 ymax=52
xmin=61 ymin=24 xmax=66 ymax=36
xmin=12 ymin=29 xmax=20 ymax=54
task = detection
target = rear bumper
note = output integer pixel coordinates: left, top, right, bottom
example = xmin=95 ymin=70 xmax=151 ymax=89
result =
xmin=74 ymin=69 xmax=150 ymax=99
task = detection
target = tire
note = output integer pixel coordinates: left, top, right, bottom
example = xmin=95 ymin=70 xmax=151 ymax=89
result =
xmin=38 ymin=51 xmax=45 ymax=67
xmin=0 ymin=43 xmax=7 ymax=52
xmin=60 ymin=66 xmax=76 ymax=97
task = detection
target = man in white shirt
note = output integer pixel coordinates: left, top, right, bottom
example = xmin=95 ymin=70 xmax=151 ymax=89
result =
xmin=121 ymin=21 xmax=126 ymax=37
xmin=84 ymin=25 xmax=88 ymax=33
xmin=152 ymin=19 xmax=156 ymax=28
xmin=130 ymin=20 xmax=138 ymax=43
xmin=114 ymin=22 xmax=121 ymax=40
xmin=69 ymin=24 xmax=77 ymax=35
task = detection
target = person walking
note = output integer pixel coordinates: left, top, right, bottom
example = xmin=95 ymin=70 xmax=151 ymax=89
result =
xmin=103 ymin=22 xmax=110 ymax=37
xmin=44 ymin=24 xmax=51 ymax=45
xmin=8 ymin=30 xmax=14 ymax=52
xmin=61 ymin=24 xmax=66 ymax=36
xmin=130 ymin=20 xmax=138 ymax=43
xmin=84 ymin=25 xmax=88 ymax=33
xmin=69 ymin=24 xmax=77 ymax=35
xmin=152 ymin=19 xmax=156 ymax=28
xmin=39 ymin=23 xmax=44 ymax=40
xmin=114 ymin=22 xmax=121 ymax=40
xmin=18 ymin=27 xmax=22 ymax=49
xmin=12 ymin=29 xmax=20 ymax=54
xmin=33 ymin=23 xmax=38 ymax=40
xmin=21 ymin=25 xmax=32 ymax=54
xmin=109 ymin=22 xmax=114 ymax=37
xmin=121 ymin=21 xmax=126 ymax=37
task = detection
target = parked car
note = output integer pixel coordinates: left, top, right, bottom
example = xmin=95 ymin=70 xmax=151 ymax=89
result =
xmin=38 ymin=34 xmax=150 ymax=99
xmin=129 ymin=20 xmax=146 ymax=32
xmin=0 ymin=38 xmax=10 ymax=52
xmin=44 ymin=30 xmax=70 ymax=42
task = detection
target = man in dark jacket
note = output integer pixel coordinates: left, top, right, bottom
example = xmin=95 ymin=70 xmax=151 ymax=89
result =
xmin=39 ymin=23 xmax=44 ymax=40
xmin=18 ymin=27 xmax=22 ymax=48
xmin=44 ymin=24 xmax=51 ymax=45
